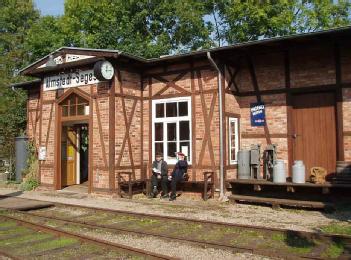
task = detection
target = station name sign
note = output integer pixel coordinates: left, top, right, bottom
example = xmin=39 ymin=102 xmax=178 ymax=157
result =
xmin=43 ymin=69 xmax=99 ymax=91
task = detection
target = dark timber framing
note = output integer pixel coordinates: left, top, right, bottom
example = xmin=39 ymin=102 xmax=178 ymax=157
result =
xmin=16 ymin=26 xmax=351 ymax=194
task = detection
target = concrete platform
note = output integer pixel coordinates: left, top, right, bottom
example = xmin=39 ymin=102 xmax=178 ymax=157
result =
xmin=0 ymin=195 xmax=54 ymax=211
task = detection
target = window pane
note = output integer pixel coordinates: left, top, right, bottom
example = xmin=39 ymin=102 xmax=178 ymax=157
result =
xmin=69 ymin=105 xmax=76 ymax=116
xmin=77 ymin=96 xmax=87 ymax=105
xmin=231 ymin=148 xmax=236 ymax=161
xmin=179 ymin=121 xmax=189 ymax=140
xmin=167 ymin=123 xmax=176 ymax=141
xmin=62 ymin=106 xmax=68 ymax=117
xmin=167 ymin=142 xmax=177 ymax=159
xmin=155 ymin=123 xmax=163 ymax=141
xmin=69 ymin=94 xmax=76 ymax=106
xmin=156 ymin=103 xmax=164 ymax=118
xmin=230 ymin=122 xmax=235 ymax=134
xmin=179 ymin=102 xmax=188 ymax=116
xmin=166 ymin=102 xmax=177 ymax=117
xmin=77 ymin=104 xmax=85 ymax=115
xmin=155 ymin=143 xmax=163 ymax=158
xmin=180 ymin=141 xmax=190 ymax=161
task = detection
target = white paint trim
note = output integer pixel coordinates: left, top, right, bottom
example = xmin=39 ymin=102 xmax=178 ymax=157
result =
xmin=76 ymin=128 xmax=81 ymax=184
xmin=229 ymin=117 xmax=239 ymax=165
xmin=152 ymin=96 xmax=192 ymax=165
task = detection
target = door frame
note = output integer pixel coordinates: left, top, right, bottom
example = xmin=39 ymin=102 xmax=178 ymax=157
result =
xmin=54 ymin=88 xmax=91 ymax=191
xmin=288 ymin=89 xmax=340 ymax=174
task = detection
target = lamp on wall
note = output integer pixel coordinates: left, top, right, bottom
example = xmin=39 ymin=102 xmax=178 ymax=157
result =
xmin=46 ymin=54 xmax=57 ymax=67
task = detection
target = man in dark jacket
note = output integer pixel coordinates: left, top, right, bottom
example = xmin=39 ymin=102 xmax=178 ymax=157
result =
xmin=170 ymin=152 xmax=188 ymax=201
xmin=150 ymin=152 xmax=168 ymax=198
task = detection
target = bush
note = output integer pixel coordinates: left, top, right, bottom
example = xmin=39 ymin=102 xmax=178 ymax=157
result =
xmin=20 ymin=141 xmax=39 ymax=191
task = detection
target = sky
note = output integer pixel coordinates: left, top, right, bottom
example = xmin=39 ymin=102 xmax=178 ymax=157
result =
xmin=34 ymin=0 xmax=65 ymax=16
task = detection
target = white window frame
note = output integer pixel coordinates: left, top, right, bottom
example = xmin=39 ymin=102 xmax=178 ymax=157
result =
xmin=152 ymin=97 xmax=192 ymax=165
xmin=229 ymin=117 xmax=239 ymax=164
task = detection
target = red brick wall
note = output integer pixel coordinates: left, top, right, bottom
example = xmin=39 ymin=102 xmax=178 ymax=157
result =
xmin=143 ymin=61 xmax=221 ymax=185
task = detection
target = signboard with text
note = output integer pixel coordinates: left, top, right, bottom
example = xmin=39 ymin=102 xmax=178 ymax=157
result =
xmin=250 ymin=102 xmax=266 ymax=126
xmin=43 ymin=69 xmax=99 ymax=91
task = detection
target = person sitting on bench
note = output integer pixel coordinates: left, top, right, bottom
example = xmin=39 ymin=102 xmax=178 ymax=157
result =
xmin=150 ymin=152 xmax=168 ymax=198
xmin=169 ymin=152 xmax=188 ymax=201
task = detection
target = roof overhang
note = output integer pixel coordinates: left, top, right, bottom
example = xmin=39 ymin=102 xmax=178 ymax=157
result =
xmin=18 ymin=26 xmax=351 ymax=77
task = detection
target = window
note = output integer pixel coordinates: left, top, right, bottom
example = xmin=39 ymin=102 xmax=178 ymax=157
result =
xmin=229 ymin=117 xmax=239 ymax=164
xmin=61 ymin=94 xmax=89 ymax=117
xmin=152 ymin=97 xmax=191 ymax=164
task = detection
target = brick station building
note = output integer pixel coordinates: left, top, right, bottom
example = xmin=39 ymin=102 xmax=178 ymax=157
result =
xmin=15 ymin=27 xmax=351 ymax=196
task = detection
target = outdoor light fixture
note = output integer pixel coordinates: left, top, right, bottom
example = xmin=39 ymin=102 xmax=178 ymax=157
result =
xmin=46 ymin=54 xmax=57 ymax=67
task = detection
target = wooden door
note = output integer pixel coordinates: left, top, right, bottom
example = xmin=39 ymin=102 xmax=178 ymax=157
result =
xmin=61 ymin=127 xmax=77 ymax=186
xmin=292 ymin=92 xmax=337 ymax=177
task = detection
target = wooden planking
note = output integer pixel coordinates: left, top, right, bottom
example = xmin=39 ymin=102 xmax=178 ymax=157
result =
xmin=152 ymin=71 xmax=190 ymax=97
xmin=242 ymin=133 xmax=288 ymax=139
xmin=285 ymin=49 xmax=293 ymax=173
xmin=53 ymin=101 xmax=60 ymax=190
xmin=148 ymin=77 xmax=152 ymax=178
xmin=109 ymin=75 xmax=116 ymax=192
xmin=94 ymin=98 xmax=108 ymax=168
xmin=140 ymin=73 xmax=144 ymax=180
xmin=190 ymin=63 xmax=196 ymax=180
xmin=115 ymin=104 xmax=138 ymax=177
xmin=196 ymin=70 xmax=217 ymax=174
xmin=334 ymin=42 xmax=345 ymax=161
xmin=246 ymin=54 xmax=272 ymax=145
xmin=88 ymin=85 xmax=94 ymax=193
xmin=44 ymin=103 xmax=54 ymax=148
xmin=38 ymin=83 xmax=43 ymax=183
xmin=292 ymin=92 xmax=337 ymax=175
xmin=229 ymin=194 xmax=331 ymax=209
xmin=117 ymin=69 xmax=136 ymax=180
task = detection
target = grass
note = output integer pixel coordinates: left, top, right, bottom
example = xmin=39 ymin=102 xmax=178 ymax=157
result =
xmin=322 ymin=241 xmax=344 ymax=259
xmin=15 ymin=237 xmax=79 ymax=256
xmin=0 ymin=232 xmax=53 ymax=247
xmin=320 ymin=223 xmax=351 ymax=236
xmin=0 ymin=226 xmax=28 ymax=236
xmin=0 ymin=220 xmax=17 ymax=228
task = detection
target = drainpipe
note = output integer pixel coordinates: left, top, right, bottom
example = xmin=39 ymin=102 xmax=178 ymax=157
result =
xmin=207 ymin=52 xmax=227 ymax=201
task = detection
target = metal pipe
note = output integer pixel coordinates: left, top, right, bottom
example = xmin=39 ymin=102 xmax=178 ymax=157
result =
xmin=207 ymin=52 xmax=226 ymax=200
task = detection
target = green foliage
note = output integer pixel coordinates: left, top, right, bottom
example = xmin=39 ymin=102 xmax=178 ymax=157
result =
xmin=214 ymin=0 xmax=351 ymax=44
xmin=20 ymin=141 xmax=39 ymax=190
xmin=0 ymin=0 xmax=39 ymax=164
xmin=322 ymin=240 xmax=344 ymax=259
xmin=60 ymin=0 xmax=213 ymax=58
xmin=320 ymin=222 xmax=351 ymax=236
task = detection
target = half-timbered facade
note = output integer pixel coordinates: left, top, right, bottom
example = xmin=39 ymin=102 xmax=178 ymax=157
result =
xmin=17 ymin=27 xmax=351 ymax=196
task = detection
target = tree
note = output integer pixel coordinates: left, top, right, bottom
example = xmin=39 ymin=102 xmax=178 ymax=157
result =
xmin=213 ymin=0 xmax=351 ymax=44
xmin=24 ymin=15 xmax=64 ymax=63
xmin=0 ymin=0 xmax=39 ymax=168
xmin=60 ymin=0 xmax=213 ymax=58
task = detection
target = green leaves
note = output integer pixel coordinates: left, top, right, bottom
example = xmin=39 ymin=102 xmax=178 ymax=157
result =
xmin=216 ymin=0 xmax=351 ymax=44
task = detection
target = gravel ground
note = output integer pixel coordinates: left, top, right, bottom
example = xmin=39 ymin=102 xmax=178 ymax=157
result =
xmin=1 ymin=188 xmax=348 ymax=233
xmin=70 ymin=227 xmax=274 ymax=260
xmin=0 ymin=187 xmax=350 ymax=260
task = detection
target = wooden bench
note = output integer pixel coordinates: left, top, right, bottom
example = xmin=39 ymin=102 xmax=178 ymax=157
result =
xmin=117 ymin=172 xmax=146 ymax=199
xmin=146 ymin=172 xmax=215 ymax=200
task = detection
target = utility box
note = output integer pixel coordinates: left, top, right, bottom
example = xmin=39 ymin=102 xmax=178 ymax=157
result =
xmin=15 ymin=136 xmax=28 ymax=182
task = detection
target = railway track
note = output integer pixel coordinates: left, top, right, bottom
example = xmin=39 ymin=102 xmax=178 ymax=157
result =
xmin=0 ymin=214 xmax=175 ymax=260
xmin=1 ymin=197 xmax=351 ymax=260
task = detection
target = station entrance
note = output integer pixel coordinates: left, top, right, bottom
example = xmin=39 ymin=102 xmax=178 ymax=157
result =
xmin=56 ymin=90 xmax=90 ymax=190
xmin=61 ymin=124 xmax=89 ymax=187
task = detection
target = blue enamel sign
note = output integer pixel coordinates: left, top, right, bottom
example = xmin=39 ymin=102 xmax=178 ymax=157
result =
xmin=250 ymin=102 xmax=266 ymax=126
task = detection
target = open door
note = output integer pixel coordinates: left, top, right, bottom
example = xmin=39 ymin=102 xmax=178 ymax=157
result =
xmin=61 ymin=127 xmax=77 ymax=187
